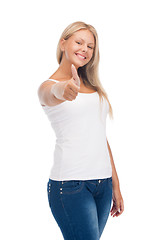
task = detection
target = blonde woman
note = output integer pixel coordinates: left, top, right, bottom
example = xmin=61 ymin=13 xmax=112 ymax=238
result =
xmin=37 ymin=21 xmax=124 ymax=240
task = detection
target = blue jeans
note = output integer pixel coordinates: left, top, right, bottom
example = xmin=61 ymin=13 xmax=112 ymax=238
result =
xmin=47 ymin=177 xmax=113 ymax=240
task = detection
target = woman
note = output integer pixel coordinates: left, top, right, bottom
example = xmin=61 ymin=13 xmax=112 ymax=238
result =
xmin=37 ymin=21 xmax=124 ymax=240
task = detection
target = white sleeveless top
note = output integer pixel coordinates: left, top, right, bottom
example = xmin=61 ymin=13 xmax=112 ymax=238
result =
xmin=41 ymin=79 xmax=112 ymax=181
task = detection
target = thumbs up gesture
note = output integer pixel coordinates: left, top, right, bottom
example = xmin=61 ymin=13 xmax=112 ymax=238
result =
xmin=62 ymin=64 xmax=81 ymax=101
xmin=51 ymin=64 xmax=81 ymax=101
xmin=71 ymin=64 xmax=80 ymax=88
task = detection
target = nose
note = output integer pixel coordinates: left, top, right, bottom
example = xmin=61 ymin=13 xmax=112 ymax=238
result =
xmin=81 ymin=44 xmax=88 ymax=52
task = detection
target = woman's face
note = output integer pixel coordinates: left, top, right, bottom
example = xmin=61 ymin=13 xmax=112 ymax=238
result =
xmin=60 ymin=29 xmax=95 ymax=68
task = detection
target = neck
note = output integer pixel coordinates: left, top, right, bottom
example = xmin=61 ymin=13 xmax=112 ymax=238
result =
xmin=58 ymin=56 xmax=79 ymax=78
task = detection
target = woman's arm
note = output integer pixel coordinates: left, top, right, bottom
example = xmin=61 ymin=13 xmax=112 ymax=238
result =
xmin=37 ymin=80 xmax=67 ymax=107
xmin=106 ymin=138 xmax=120 ymax=189
xmin=106 ymin=138 xmax=124 ymax=217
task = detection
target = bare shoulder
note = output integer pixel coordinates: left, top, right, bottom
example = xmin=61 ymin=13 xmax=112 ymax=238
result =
xmin=38 ymin=79 xmax=57 ymax=93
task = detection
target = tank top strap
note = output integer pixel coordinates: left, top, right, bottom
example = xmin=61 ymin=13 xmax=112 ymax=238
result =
xmin=47 ymin=79 xmax=60 ymax=82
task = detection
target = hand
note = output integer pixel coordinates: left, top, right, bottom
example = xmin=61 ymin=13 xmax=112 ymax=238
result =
xmin=71 ymin=64 xmax=80 ymax=88
xmin=62 ymin=64 xmax=81 ymax=101
xmin=51 ymin=64 xmax=80 ymax=101
xmin=110 ymin=186 xmax=124 ymax=217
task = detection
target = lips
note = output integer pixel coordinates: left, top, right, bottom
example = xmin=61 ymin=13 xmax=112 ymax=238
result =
xmin=75 ymin=53 xmax=86 ymax=59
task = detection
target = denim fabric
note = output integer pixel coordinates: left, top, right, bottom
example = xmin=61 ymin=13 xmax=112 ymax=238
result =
xmin=47 ymin=177 xmax=112 ymax=240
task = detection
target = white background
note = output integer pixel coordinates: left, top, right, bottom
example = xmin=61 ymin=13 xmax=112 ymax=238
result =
xmin=0 ymin=0 xmax=167 ymax=239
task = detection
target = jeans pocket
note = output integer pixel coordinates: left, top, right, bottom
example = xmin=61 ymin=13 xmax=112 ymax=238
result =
xmin=60 ymin=180 xmax=84 ymax=195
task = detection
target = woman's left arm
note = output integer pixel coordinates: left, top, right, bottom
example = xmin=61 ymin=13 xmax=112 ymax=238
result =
xmin=106 ymin=138 xmax=124 ymax=217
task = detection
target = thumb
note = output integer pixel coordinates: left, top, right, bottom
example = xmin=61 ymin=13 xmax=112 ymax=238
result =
xmin=71 ymin=64 xmax=80 ymax=88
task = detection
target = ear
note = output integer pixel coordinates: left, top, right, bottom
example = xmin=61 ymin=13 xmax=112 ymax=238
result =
xmin=60 ymin=38 xmax=66 ymax=51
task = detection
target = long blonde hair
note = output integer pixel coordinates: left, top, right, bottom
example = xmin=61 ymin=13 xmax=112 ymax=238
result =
xmin=56 ymin=21 xmax=113 ymax=120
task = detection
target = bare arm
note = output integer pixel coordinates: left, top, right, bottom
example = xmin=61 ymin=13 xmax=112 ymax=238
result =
xmin=106 ymin=138 xmax=120 ymax=189
xmin=37 ymin=65 xmax=81 ymax=107
xmin=107 ymin=138 xmax=124 ymax=217
xmin=37 ymin=80 xmax=67 ymax=107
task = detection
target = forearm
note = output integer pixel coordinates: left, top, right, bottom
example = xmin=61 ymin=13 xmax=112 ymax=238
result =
xmin=106 ymin=139 xmax=120 ymax=189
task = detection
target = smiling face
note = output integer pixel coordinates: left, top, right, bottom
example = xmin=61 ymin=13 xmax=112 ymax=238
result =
xmin=60 ymin=29 xmax=95 ymax=68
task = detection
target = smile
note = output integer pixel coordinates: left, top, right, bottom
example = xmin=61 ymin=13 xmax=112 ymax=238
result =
xmin=75 ymin=53 xmax=86 ymax=60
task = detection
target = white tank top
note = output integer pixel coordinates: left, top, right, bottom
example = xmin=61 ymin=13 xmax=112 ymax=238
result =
xmin=41 ymin=79 xmax=112 ymax=181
